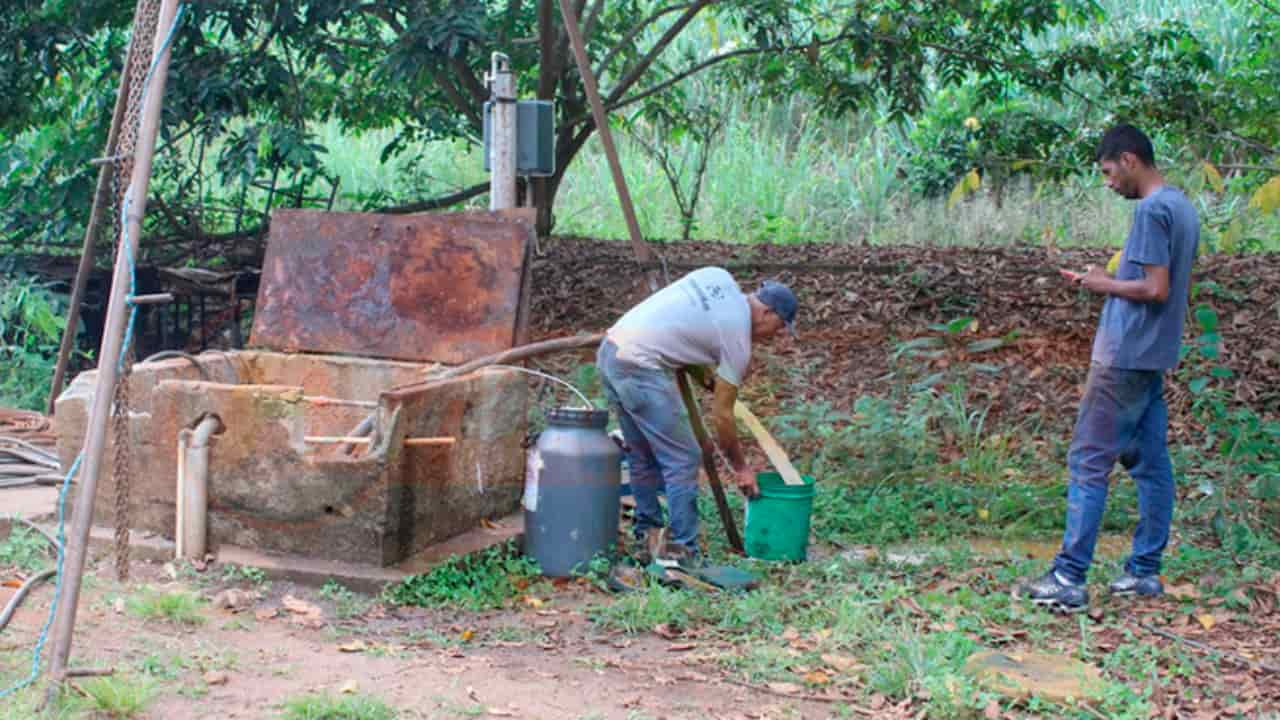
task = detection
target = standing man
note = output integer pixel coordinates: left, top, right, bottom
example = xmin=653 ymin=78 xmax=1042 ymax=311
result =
xmin=1019 ymin=125 xmax=1200 ymax=612
xmin=597 ymin=268 xmax=797 ymax=564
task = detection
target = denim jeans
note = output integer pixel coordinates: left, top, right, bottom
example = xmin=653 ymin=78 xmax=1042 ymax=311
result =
xmin=596 ymin=339 xmax=702 ymax=552
xmin=1053 ymin=364 xmax=1175 ymax=584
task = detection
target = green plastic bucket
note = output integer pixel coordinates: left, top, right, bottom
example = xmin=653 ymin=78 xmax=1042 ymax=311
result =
xmin=744 ymin=472 xmax=816 ymax=561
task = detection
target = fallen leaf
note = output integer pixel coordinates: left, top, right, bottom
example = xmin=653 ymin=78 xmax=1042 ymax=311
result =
xmin=820 ymin=653 xmax=864 ymax=673
xmin=254 ymin=608 xmax=278 ymax=621
xmin=338 ymin=679 xmax=358 ymax=694
xmin=281 ymin=595 xmax=321 ymax=616
xmin=467 ymin=686 xmax=479 ymax=701
xmin=667 ymin=643 xmax=696 ymax=652
xmin=1196 ymin=613 xmax=1216 ymax=631
xmin=487 ymin=709 xmax=515 ymax=717
xmin=203 ymin=671 xmax=229 ymax=686
xmin=2 ymin=578 xmax=22 ymax=589
xmin=1165 ymin=584 xmax=1200 ymax=600
xmin=522 ymin=596 xmax=545 ymax=609
xmin=802 ymin=670 xmax=831 ymax=686
xmin=338 ymin=640 xmax=367 ymax=653
xmin=781 ymin=627 xmax=800 ymax=641
xmin=113 ymin=598 xmax=125 ymax=614
xmin=461 ymin=629 xmax=475 ymax=642
xmin=653 ymin=623 xmax=681 ymax=640
xmin=765 ymin=682 xmax=802 ymax=695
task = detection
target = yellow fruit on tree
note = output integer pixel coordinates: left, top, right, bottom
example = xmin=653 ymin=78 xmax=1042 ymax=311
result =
xmin=1106 ymin=250 xmax=1122 ymax=275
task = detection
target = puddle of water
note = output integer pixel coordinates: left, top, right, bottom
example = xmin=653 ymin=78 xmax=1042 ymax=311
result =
xmin=964 ymin=534 xmax=1130 ymax=561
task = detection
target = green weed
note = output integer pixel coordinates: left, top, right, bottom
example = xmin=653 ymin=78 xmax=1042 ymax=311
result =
xmin=0 ymin=524 xmax=55 ymax=572
xmin=278 ymin=692 xmax=398 ymax=720
xmin=220 ymin=563 xmax=268 ymax=587
xmin=384 ymin=542 xmax=539 ymax=610
xmin=319 ymin=580 xmax=372 ymax=620
xmin=64 ymin=674 xmax=157 ymax=719
xmin=125 ymin=587 xmax=206 ymax=626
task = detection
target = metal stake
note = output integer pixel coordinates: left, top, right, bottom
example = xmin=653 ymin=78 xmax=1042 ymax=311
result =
xmin=47 ymin=0 xmax=182 ymax=684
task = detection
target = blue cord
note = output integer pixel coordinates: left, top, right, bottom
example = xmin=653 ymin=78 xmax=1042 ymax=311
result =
xmin=0 ymin=3 xmax=186 ymax=702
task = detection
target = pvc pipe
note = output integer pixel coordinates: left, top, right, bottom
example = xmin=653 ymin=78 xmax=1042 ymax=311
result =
xmin=489 ymin=52 xmax=516 ymax=210
xmin=177 ymin=415 xmax=222 ymax=561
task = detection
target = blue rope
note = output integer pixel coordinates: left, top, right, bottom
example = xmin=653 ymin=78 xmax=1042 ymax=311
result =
xmin=0 ymin=3 xmax=186 ymax=702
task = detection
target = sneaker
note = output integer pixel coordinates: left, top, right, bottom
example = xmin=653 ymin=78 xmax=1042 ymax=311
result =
xmin=1016 ymin=570 xmax=1089 ymax=613
xmin=1108 ymin=573 xmax=1163 ymax=597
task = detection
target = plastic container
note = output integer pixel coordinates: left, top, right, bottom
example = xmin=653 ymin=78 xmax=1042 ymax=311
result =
xmin=523 ymin=407 xmax=622 ymax=576
xmin=743 ymin=471 xmax=816 ymax=561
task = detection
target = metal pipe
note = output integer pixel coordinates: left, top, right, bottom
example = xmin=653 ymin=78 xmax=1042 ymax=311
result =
xmin=489 ymin=52 xmax=517 ymax=210
xmin=48 ymin=0 xmax=182 ymax=683
xmin=177 ymin=415 xmax=221 ymax=561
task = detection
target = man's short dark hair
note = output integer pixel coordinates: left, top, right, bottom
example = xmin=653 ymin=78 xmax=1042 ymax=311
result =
xmin=1096 ymin=124 xmax=1156 ymax=167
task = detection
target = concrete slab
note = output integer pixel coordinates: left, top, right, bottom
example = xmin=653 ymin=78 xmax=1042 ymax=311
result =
xmin=0 ymin=504 xmax=524 ymax=597
xmin=1 ymin=485 xmax=60 ymax=521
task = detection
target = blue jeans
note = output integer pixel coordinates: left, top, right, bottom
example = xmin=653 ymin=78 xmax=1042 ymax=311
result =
xmin=596 ymin=340 xmax=702 ymax=552
xmin=1053 ymin=365 xmax=1175 ymax=584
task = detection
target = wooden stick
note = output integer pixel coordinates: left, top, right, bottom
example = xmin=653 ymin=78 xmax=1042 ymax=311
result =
xmin=403 ymin=437 xmax=457 ymax=447
xmin=734 ymin=401 xmax=805 ymax=486
xmin=304 ymin=436 xmax=372 ymax=444
xmin=675 ymin=370 xmax=744 ymax=554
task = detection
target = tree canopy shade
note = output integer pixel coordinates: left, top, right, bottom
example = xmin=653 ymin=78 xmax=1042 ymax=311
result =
xmin=2 ymin=0 xmax=1276 ymax=259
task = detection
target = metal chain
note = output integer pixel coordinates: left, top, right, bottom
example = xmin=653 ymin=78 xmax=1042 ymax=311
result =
xmin=109 ymin=0 xmax=163 ymax=582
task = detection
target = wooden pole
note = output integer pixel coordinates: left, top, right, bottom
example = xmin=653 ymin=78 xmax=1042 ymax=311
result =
xmin=45 ymin=0 xmax=150 ymax=415
xmin=675 ymin=370 xmax=744 ymax=554
xmin=48 ymin=0 xmax=182 ymax=684
xmin=556 ymin=0 xmax=658 ymax=290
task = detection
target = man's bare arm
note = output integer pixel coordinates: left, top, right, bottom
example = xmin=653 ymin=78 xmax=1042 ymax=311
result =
xmin=1065 ymin=263 xmax=1169 ymax=303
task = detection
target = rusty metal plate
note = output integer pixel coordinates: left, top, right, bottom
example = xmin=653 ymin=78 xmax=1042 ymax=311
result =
xmin=250 ymin=209 xmax=528 ymax=364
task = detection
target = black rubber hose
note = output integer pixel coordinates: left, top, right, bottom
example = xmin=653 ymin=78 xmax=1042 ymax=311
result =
xmin=140 ymin=350 xmax=211 ymax=381
xmin=0 ymin=568 xmax=56 ymax=631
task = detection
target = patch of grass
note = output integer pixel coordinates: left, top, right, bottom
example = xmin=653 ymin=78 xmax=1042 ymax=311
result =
xmin=384 ymin=542 xmax=539 ymax=610
xmin=278 ymin=692 xmax=398 ymax=720
xmin=64 ymin=674 xmax=158 ymax=719
xmin=125 ymin=587 xmax=206 ymax=626
xmin=319 ymin=580 xmax=372 ymax=620
xmin=0 ymin=524 xmax=54 ymax=572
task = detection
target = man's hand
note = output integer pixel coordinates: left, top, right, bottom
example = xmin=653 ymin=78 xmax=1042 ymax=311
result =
xmin=1077 ymin=265 xmax=1111 ymax=292
xmin=735 ymin=466 xmax=759 ymax=499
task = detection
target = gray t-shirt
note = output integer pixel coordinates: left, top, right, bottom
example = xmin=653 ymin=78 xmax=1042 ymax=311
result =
xmin=608 ymin=267 xmax=752 ymax=385
xmin=1091 ymin=186 xmax=1200 ymax=370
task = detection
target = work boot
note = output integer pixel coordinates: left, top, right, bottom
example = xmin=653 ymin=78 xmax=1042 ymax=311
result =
xmin=1016 ymin=569 xmax=1089 ymax=614
xmin=631 ymin=527 xmax=665 ymax=566
xmin=1108 ymin=572 xmax=1163 ymax=598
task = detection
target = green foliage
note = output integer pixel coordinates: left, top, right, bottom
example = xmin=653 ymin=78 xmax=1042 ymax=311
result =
xmin=0 ymin=273 xmax=72 ymax=411
xmin=384 ymin=542 xmax=539 ymax=610
xmin=1177 ymin=299 xmax=1280 ymax=551
xmin=278 ymin=693 xmax=398 ymax=720
xmin=0 ymin=525 xmax=55 ymax=572
xmin=220 ymin=563 xmax=268 ymax=587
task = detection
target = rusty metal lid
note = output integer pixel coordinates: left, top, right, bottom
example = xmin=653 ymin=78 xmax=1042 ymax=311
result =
xmin=250 ymin=209 xmax=530 ymax=364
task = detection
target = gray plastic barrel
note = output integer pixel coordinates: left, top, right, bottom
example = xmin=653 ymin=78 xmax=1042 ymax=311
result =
xmin=523 ymin=407 xmax=622 ymax=577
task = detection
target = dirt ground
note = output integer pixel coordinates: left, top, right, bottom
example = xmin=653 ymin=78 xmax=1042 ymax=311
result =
xmin=2 ymin=557 xmax=835 ymax=719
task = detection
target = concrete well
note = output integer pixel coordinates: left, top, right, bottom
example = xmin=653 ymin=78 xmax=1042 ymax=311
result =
xmin=54 ymin=352 xmax=526 ymax=566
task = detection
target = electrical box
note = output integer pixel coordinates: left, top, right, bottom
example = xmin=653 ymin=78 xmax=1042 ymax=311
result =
xmin=483 ymin=100 xmax=555 ymax=177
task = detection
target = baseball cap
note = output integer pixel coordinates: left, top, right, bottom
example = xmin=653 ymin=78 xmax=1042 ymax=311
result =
xmin=756 ymin=280 xmax=798 ymax=336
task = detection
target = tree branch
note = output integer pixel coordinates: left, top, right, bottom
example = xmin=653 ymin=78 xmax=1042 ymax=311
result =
xmin=593 ymin=1 xmax=700 ymax=80
xmin=449 ymin=56 xmax=488 ymax=105
xmin=376 ymin=182 xmax=489 ymax=214
xmin=605 ymin=0 xmax=714 ymax=105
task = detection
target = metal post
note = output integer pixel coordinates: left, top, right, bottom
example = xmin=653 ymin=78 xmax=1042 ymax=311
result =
xmin=45 ymin=0 xmax=151 ymax=415
xmin=489 ymin=53 xmax=517 ymax=211
xmin=557 ymin=0 xmax=657 ymax=286
xmin=48 ymin=0 xmax=182 ymax=683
